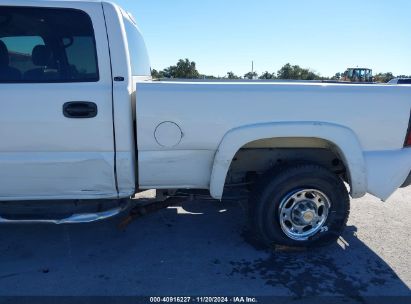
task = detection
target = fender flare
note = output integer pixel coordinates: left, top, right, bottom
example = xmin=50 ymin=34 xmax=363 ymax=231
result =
xmin=209 ymin=122 xmax=367 ymax=200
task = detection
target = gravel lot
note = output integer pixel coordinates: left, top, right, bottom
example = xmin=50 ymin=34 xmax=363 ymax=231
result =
xmin=0 ymin=188 xmax=410 ymax=303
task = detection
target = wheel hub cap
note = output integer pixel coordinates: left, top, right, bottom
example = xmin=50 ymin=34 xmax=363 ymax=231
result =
xmin=302 ymin=210 xmax=315 ymax=223
xmin=278 ymin=189 xmax=331 ymax=241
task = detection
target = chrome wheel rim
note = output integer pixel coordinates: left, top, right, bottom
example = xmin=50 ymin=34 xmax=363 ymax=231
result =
xmin=278 ymin=189 xmax=330 ymax=241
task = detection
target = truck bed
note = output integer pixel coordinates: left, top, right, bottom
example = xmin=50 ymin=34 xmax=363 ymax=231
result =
xmin=136 ymin=81 xmax=411 ymax=200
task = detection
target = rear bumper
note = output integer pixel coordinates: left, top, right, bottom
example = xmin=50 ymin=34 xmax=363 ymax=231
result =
xmin=401 ymin=171 xmax=411 ymax=188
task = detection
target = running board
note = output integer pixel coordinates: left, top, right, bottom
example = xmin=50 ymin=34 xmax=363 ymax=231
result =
xmin=0 ymin=201 xmax=129 ymax=224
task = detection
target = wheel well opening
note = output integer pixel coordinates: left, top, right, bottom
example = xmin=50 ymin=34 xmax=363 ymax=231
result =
xmin=224 ymin=137 xmax=349 ymax=189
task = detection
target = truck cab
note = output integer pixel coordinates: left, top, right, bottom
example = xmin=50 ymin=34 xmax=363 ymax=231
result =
xmin=0 ymin=0 xmax=149 ymax=200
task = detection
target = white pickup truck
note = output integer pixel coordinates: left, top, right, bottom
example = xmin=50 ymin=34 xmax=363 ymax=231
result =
xmin=0 ymin=0 xmax=410 ymax=248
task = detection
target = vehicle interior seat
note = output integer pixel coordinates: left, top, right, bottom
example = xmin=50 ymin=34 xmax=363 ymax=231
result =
xmin=24 ymin=45 xmax=59 ymax=81
xmin=0 ymin=40 xmax=22 ymax=82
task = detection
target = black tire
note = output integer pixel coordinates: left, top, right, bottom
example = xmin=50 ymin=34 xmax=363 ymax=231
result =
xmin=249 ymin=163 xmax=350 ymax=248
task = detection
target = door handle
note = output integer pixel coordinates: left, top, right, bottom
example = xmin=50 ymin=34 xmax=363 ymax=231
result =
xmin=63 ymin=102 xmax=98 ymax=118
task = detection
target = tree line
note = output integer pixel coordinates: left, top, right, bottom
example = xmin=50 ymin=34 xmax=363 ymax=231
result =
xmin=151 ymin=59 xmax=409 ymax=83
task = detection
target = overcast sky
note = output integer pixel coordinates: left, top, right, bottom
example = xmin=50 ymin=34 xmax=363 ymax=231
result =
xmin=115 ymin=0 xmax=411 ymax=77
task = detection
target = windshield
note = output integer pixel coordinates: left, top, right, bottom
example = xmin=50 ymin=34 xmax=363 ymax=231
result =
xmin=122 ymin=13 xmax=151 ymax=76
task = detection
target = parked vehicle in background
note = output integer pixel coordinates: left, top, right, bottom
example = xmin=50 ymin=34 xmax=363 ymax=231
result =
xmin=388 ymin=78 xmax=411 ymax=85
xmin=342 ymin=68 xmax=373 ymax=82
xmin=0 ymin=0 xmax=411 ymax=249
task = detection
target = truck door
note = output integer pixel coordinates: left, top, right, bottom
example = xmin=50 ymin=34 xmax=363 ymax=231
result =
xmin=0 ymin=4 xmax=117 ymax=200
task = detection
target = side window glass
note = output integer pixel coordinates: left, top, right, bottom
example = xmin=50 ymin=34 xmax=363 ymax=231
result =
xmin=0 ymin=36 xmax=45 ymax=76
xmin=64 ymin=36 xmax=99 ymax=81
xmin=0 ymin=7 xmax=99 ymax=83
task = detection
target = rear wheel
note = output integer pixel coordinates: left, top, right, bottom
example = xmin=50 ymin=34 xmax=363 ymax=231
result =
xmin=249 ymin=163 xmax=350 ymax=248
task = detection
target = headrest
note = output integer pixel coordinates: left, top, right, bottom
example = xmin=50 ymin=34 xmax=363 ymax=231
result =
xmin=32 ymin=45 xmax=52 ymax=66
xmin=0 ymin=40 xmax=9 ymax=67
